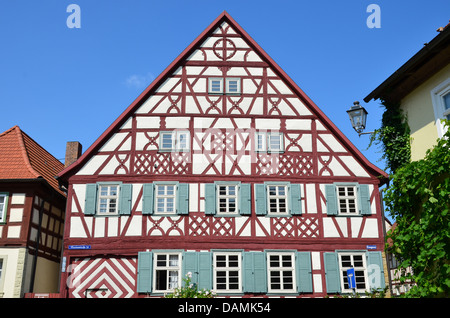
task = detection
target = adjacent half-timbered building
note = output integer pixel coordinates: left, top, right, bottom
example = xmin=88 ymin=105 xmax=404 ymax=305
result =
xmin=57 ymin=12 xmax=389 ymax=298
xmin=0 ymin=126 xmax=66 ymax=297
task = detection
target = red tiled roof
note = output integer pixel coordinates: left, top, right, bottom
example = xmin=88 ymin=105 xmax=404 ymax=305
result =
xmin=0 ymin=126 xmax=65 ymax=196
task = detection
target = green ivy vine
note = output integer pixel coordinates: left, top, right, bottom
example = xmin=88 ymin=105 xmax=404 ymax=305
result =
xmin=367 ymin=99 xmax=411 ymax=174
xmin=384 ymin=120 xmax=450 ymax=297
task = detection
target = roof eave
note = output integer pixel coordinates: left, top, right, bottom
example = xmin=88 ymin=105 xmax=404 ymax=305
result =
xmin=364 ymin=25 xmax=450 ymax=103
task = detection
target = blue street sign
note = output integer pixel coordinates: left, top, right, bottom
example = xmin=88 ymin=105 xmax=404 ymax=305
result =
xmin=68 ymin=245 xmax=91 ymax=250
xmin=347 ymin=268 xmax=356 ymax=289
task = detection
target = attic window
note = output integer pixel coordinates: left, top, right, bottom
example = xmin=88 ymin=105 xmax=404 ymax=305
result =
xmin=226 ymin=78 xmax=240 ymax=94
xmin=208 ymin=77 xmax=241 ymax=95
xmin=209 ymin=78 xmax=223 ymax=94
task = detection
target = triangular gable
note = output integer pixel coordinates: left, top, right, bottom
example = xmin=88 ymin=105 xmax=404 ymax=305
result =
xmin=58 ymin=11 xmax=387 ymax=182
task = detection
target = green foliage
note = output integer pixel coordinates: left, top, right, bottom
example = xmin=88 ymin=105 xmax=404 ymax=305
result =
xmin=368 ymin=99 xmax=411 ymax=173
xmin=384 ymin=121 xmax=450 ymax=297
xmin=164 ymin=272 xmax=215 ymax=298
xmin=328 ymin=287 xmax=389 ymax=298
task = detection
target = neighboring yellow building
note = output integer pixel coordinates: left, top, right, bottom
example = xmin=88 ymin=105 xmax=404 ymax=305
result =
xmin=365 ymin=21 xmax=450 ymax=161
xmin=365 ymin=21 xmax=450 ymax=296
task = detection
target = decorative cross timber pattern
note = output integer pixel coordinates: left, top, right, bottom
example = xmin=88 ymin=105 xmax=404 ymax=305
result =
xmin=187 ymin=214 xmax=235 ymax=237
xmin=272 ymin=216 xmax=319 ymax=238
xmin=133 ymin=152 xmax=191 ymax=175
xmin=255 ymin=153 xmax=314 ymax=176
xmin=146 ymin=216 xmax=184 ymax=236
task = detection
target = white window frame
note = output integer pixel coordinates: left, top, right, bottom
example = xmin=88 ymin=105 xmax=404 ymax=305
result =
xmin=267 ymin=252 xmax=296 ymax=293
xmin=155 ymin=184 xmax=177 ymax=215
xmin=0 ymin=193 xmax=8 ymax=223
xmin=255 ymin=132 xmax=267 ymax=152
xmin=159 ymin=131 xmax=190 ymax=152
xmin=213 ymin=252 xmax=242 ymax=293
xmin=431 ymin=77 xmax=450 ymax=138
xmin=153 ymin=252 xmax=181 ymax=293
xmin=338 ymin=252 xmax=369 ymax=293
xmin=225 ymin=78 xmax=241 ymax=94
xmin=216 ymin=183 xmax=239 ymax=215
xmin=266 ymin=184 xmax=289 ymax=215
xmin=97 ymin=184 xmax=120 ymax=215
xmin=255 ymin=132 xmax=284 ymax=153
xmin=0 ymin=256 xmax=7 ymax=295
xmin=267 ymin=133 xmax=284 ymax=153
xmin=209 ymin=78 xmax=224 ymax=94
xmin=336 ymin=185 xmax=359 ymax=215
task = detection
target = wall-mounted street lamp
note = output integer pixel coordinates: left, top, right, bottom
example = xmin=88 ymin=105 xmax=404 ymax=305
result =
xmin=346 ymin=101 xmax=374 ymax=136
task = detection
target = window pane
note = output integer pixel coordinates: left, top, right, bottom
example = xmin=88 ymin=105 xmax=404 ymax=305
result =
xmin=216 ymin=255 xmax=226 ymax=267
xmin=110 ymin=186 xmax=118 ymax=196
xmin=228 ymin=80 xmax=239 ymax=93
xmin=211 ymin=80 xmax=222 ymax=92
xmin=162 ymin=134 xmax=173 ymax=149
xmin=269 ymin=134 xmax=282 ymax=151
xmin=156 ymin=270 xmax=167 ymax=290
xmin=282 ymin=255 xmax=292 ymax=267
xmin=269 ymin=186 xmax=276 ymax=196
xmin=157 ymin=254 xmax=166 ymax=266
xmin=100 ymin=187 xmax=108 ymax=196
xmin=444 ymin=92 xmax=450 ymax=110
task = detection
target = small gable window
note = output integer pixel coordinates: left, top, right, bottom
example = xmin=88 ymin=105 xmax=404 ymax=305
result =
xmin=209 ymin=78 xmax=223 ymax=94
xmin=208 ymin=77 xmax=241 ymax=95
xmin=159 ymin=131 xmax=190 ymax=152
xmin=226 ymin=78 xmax=240 ymax=94
xmin=255 ymin=132 xmax=284 ymax=153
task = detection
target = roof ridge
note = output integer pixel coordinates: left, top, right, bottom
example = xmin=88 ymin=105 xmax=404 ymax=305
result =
xmin=19 ymin=128 xmax=64 ymax=168
xmin=0 ymin=125 xmax=19 ymax=138
xmin=13 ymin=126 xmax=41 ymax=178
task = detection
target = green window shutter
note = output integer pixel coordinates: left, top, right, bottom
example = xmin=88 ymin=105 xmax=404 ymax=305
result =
xmin=204 ymin=183 xmax=216 ymax=215
xmin=119 ymin=184 xmax=133 ymax=215
xmin=137 ymin=251 xmax=153 ymax=293
xmin=358 ymin=184 xmax=371 ymax=215
xmin=367 ymin=251 xmax=386 ymax=290
xmin=296 ymin=252 xmax=313 ymax=293
xmin=177 ymin=183 xmax=189 ymax=215
xmin=183 ymin=252 xmax=199 ymax=287
xmin=183 ymin=252 xmax=212 ymax=290
xmin=142 ymin=183 xmax=154 ymax=215
xmin=84 ymin=184 xmax=98 ymax=215
xmin=290 ymin=184 xmax=302 ymax=215
xmin=198 ymin=252 xmax=213 ymax=290
xmin=254 ymin=184 xmax=267 ymax=215
xmin=325 ymin=185 xmax=338 ymax=216
xmin=243 ymin=252 xmax=267 ymax=293
xmin=324 ymin=252 xmax=341 ymax=293
xmin=239 ymin=183 xmax=251 ymax=215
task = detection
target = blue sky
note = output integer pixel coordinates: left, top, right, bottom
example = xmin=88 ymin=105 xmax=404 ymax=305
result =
xmin=1 ymin=1 xmax=448 ymax=199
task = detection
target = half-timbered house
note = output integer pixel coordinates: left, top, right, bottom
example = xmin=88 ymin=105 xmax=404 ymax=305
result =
xmin=0 ymin=126 xmax=66 ymax=297
xmin=57 ymin=12 xmax=389 ymax=298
